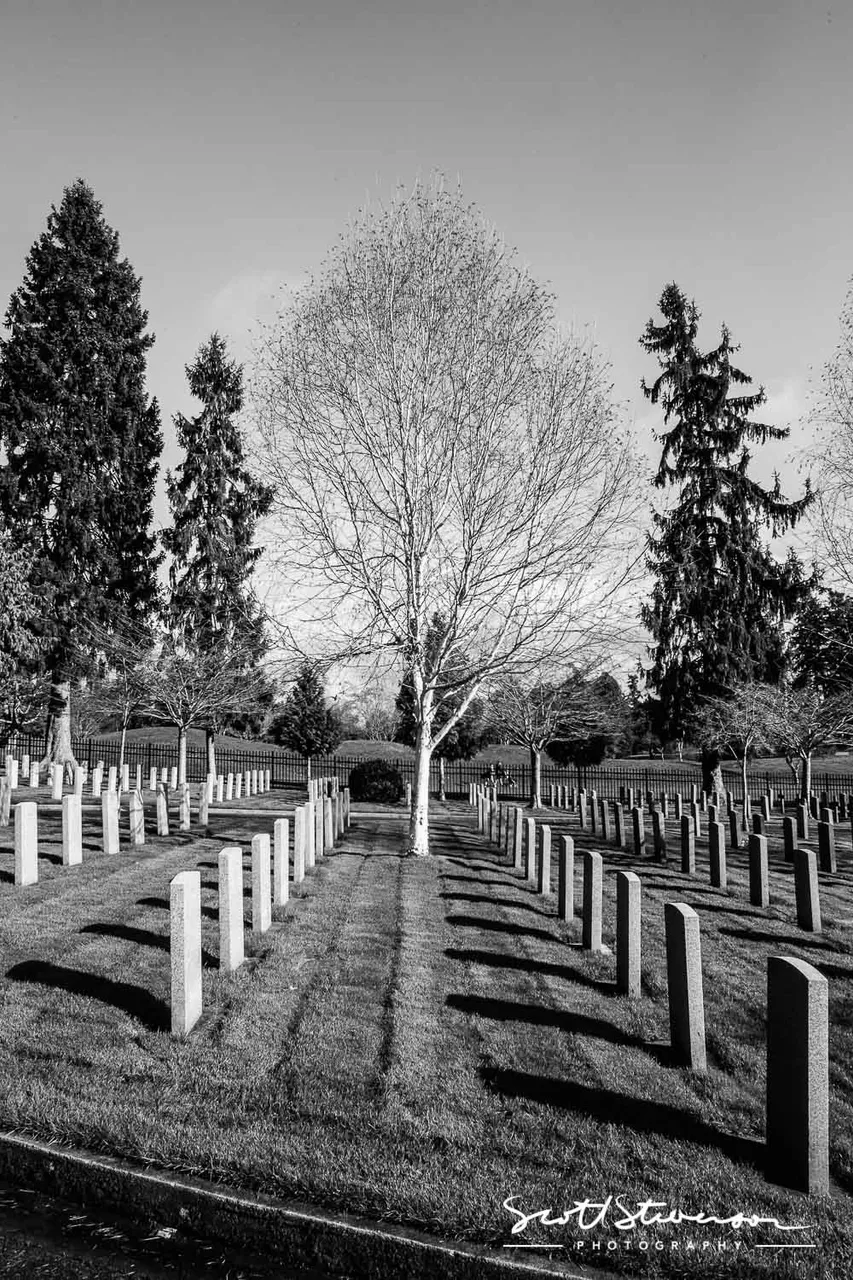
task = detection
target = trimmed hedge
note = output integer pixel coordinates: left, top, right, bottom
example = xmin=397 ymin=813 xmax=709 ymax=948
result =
xmin=348 ymin=759 xmax=405 ymax=804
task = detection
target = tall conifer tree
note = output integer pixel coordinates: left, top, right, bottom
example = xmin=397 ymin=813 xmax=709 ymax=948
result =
xmin=0 ymin=180 xmax=162 ymax=768
xmin=162 ymin=333 xmax=273 ymax=772
xmin=639 ymin=283 xmax=810 ymax=793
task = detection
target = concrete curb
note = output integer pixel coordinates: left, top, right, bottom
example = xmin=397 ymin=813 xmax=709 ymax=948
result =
xmin=0 ymin=1131 xmax=597 ymax=1279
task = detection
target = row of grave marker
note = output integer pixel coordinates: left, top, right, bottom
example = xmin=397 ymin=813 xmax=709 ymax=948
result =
xmin=2 ymin=755 xmax=274 ymax=801
xmin=170 ymin=787 xmax=351 ymax=1034
xmin=475 ymin=783 xmax=839 ymax=934
xmin=9 ymin=770 xmax=278 ymax=885
xmin=469 ymin=786 xmax=831 ymax=1197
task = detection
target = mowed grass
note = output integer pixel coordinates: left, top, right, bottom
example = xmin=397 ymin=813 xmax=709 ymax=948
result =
xmin=0 ymin=789 xmax=850 ymax=1278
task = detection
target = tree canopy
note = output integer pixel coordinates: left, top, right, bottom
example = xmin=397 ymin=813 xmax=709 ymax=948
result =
xmin=253 ymin=179 xmax=638 ymax=852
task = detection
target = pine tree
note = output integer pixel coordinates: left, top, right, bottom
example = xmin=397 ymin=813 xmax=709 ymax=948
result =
xmin=162 ymin=333 xmax=273 ymax=774
xmin=639 ymin=283 xmax=811 ymax=793
xmin=270 ymin=663 xmax=343 ymax=757
xmin=0 ymin=180 xmax=163 ymax=768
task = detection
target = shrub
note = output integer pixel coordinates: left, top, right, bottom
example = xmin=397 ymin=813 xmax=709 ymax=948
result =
xmin=348 ymin=758 xmax=405 ymax=804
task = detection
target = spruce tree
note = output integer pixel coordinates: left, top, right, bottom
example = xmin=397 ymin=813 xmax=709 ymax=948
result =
xmin=0 ymin=180 xmax=163 ymax=768
xmin=270 ymin=663 xmax=343 ymax=757
xmin=639 ymin=283 xmax=810 ymax=793
xmin=162 ymin=333 xmax=273 ymax=773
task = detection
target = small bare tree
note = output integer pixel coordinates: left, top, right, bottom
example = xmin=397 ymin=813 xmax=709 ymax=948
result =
xmin=690 ymin=683 xmax=775 ymax=802
xmin=485 ymin=673 xmax=610 ymax=808
xmin=759 ymin=679 xmax=853 ymax=799
xmin=252 ymin=181 xmax=640 ymax=854
xmin=142 ymin=642 xmax=273 ymax=783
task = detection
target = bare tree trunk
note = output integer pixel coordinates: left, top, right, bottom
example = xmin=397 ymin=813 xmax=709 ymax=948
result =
xmin=408 ymin=728 xmax=432 ymax=856
xmin=178 ymin=726 xmax=187 ymax=784
xmin=802 ymin=752 xmax=812 ymax=802
xmin=206 ymin=727 xmax=216 ymax=779
xmin=42 ymin=680 xmax=78 ymax=778
xmin=529 ymin=745 xmax=542 ymax=809
xmin=740 ymin=753 xmax=748 ymax=807
xmin=438 ymin=754 xmax=446 ymax=802
xmin=119 ymin=720 xmax=128 ymax=778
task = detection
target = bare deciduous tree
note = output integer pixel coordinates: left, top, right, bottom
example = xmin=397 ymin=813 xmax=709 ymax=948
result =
xmin=252 ymin=181 xmax=641 ymax=854
xmin=141 ymin=641 xmax=275 ymax=783
xmin=485 ymin=673 xmax=611 ymax=809
xmin=690 ymin=683 xmax=775 ymax=802
xmin=813 ymin=281 xmax=853 ymax=590
xmin=759 ymin=679 xmax=853 ymax=799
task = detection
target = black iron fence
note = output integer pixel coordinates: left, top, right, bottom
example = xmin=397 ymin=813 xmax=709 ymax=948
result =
xmin=7 ymin=733 xmax=853 ymax=803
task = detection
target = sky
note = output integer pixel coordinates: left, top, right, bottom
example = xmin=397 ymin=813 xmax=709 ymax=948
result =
xmin=1 ymin=0 xmax=850 ymax=577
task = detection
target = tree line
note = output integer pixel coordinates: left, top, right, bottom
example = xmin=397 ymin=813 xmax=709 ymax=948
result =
xmin=2 ymin=177 xmax=852 ymax=846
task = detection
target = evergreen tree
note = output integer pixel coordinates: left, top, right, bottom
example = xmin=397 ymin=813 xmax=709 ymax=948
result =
xmin=0 ymin=527 xmax=44 ymax=749
xmin=270 ymin=663 xmax=343 ymax=757
xmin=639 ymin=283 xmax=810 ymax=793
xmin=0 ymin=179 xmax=162 ymax=769
xmin=162 ymin=333 xmax=273 ymax=773
xmin=789 ymin=584 xmax=853 ymax=694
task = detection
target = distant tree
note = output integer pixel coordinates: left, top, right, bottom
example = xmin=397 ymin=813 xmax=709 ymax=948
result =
xmin=690 ymin=683 xmax=774 ymax=803
xmin=162 ymin=333 xmax=273 ymax=774
xmin=0 ymin=179 xmax=163 ymax=773
xmin=789 ymin=585 xmax=853 ymax=694
xmin=142 ymin=639 xmax=271 ymax=783
xmin=270 ymin=663 xmax=343 ymax=758
xmin=639 ymin=282 xmax=811 ymax=795
xmin=546 ymin=674 xmax=626 ymax=774
xmin=760 ymin=679 xmax=853 ymax=800
xmin=487 ymin=673 xmax=607 ymax=807
xmin=813 ymin=280 xmax=853 ymax=592
xmin=72 ymin=616 xmax=159 ymax=776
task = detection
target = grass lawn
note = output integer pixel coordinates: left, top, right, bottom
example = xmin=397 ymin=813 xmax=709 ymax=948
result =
xmin=0 ymin=786 xmax=850 ymax=1278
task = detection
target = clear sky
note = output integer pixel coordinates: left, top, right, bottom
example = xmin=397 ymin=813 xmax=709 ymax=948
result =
xmin=1 ymin=0 xmax=850 ymax=537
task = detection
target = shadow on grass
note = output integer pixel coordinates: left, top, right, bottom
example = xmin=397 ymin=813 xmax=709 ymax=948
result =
xmin=440 ymin=854 xmax=513 ymax=873
xmin=688 ymin=902 xmax=767 ymax=920
xmin=481 ymin=1065 xmax=766 ymax=1169
xmin=444 ymin=947 xmax=612 ymax=992
xmin=0 ymin=869 xmax=14 ymax=884
xmin=79 ymin=922 xmax=218 ymax=969
xmin=440 ymin=892 xmax=550 ymax=915
xmin=445 ymin=913 xmax=561 ymax=942
xmin=719 ymin=927 xmax=837 ymax=951
xmin=6 ymin=959 xmax=170 ymax=1032
xmin=440 ymin=874 xmax=521 ymax=890
xmin=448 ymin=992 xmax=640 ymax=1045
xmin=137 ymin=895 xmax=219 ymax=922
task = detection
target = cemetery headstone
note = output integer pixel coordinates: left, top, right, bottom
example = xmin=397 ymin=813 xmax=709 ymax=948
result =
xmin=616 ymin=871 xmax=641 ymax=998
xmin=749 ymin=833 xmax=769 ymax=908
xmin=62 ymin=794 xmax=83 ymax=866
xmin=794 ymin=849 xmax=821 ymax=932
xmin=251 ymin=833 xmax=272 ymax=933
xmin=557 ymin=834 xmax=574 ymax=923
xmin=766 ymin=956 xmax=829 ymax=1194
xmin=582 ymin=851 xmax=603 ymax=952
xmin=218 ymin=847 xmax=245 ymax=971
xmin=664 ymin=902 xmax=706 ymax=1071
xmin=170 ymin=871 xmax=202 ymax=1035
